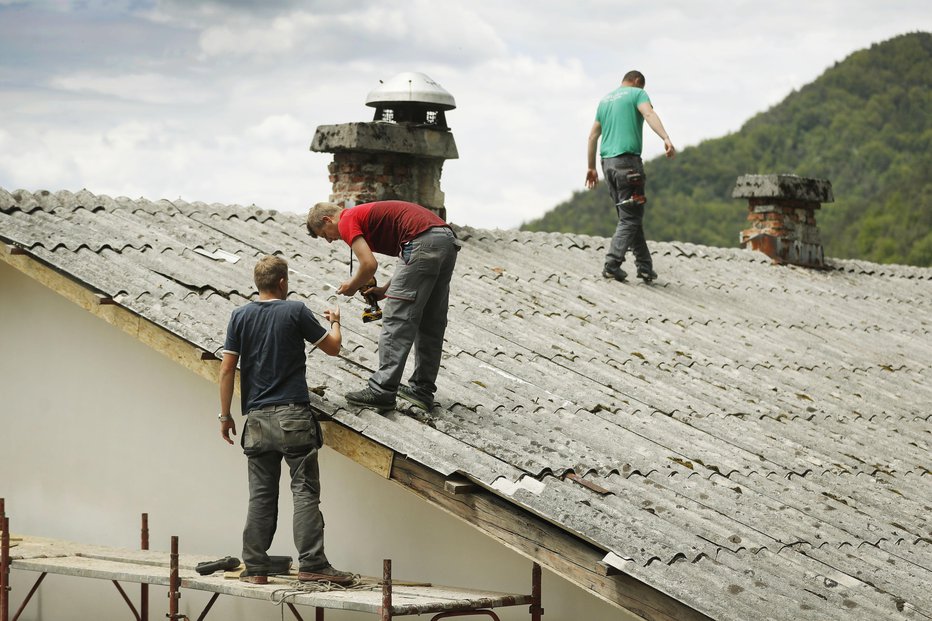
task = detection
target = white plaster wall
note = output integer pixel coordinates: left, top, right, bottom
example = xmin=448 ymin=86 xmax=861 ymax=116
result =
xmin=0 ymin=261 xmax=632 ymax=621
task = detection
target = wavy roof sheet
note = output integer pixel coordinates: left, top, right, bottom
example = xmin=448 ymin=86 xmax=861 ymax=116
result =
xmin=2 ymin=188 xmax=930 ymax=621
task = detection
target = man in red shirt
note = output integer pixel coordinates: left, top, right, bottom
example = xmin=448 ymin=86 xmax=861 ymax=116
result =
xmin=306 ymin=200 xmax=461 ymax=411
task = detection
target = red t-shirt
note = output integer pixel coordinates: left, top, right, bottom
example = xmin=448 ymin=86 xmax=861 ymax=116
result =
xmin=338 ymin=201 xmax=448 ymax=256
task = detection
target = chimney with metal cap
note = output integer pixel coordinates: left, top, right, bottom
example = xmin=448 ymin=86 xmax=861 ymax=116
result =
xmin=311 ymin=72 xmax=458 ymax=220
xmin=732 ymin=174 xmax=833 ymax=268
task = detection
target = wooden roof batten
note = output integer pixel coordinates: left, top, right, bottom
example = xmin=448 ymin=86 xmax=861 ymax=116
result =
xmin=0 ymin=244 xmax=702 ymax=621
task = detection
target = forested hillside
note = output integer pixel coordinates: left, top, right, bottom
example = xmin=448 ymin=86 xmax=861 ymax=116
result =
xmin=523 ymin=32 xmax=932 ymax=267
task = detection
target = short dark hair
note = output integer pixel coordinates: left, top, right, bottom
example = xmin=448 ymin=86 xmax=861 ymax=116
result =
xmin=623 ymin=70 xmax=645 ymax=87
xmin=254 ymin=255 xmax=288 ymax=292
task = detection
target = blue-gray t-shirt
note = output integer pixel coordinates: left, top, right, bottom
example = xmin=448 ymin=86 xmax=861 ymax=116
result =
xmin=223 ymin=300 xmax=328 ymax=414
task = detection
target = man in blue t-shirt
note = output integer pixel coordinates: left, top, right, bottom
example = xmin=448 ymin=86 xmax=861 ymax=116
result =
xmin=219 ymin=255 xmax=352 ymax=585
xmin=585 ymin=70 xmax=676 ymax=283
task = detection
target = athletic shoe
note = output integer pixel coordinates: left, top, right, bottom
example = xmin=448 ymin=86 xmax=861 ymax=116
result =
xmin=398 ymin=385 xmax=434 ymax=411
xmin=345 ymin=387 xmax=396 ymax=411
xmin=602 ymin=267 xmax=628 ymax=282
xmin=637 ymin=268 xmax=658 ymax=282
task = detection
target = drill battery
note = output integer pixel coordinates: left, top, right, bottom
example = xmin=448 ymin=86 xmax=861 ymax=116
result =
xmin=362 ymin=303 xmax=382 ymax=323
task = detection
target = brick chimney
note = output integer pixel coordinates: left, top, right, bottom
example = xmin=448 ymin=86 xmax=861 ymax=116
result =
xmin=311 ymin=72 xmax=458 ymax=220
xmin=732 ymin=174 xmax=833 ymax=268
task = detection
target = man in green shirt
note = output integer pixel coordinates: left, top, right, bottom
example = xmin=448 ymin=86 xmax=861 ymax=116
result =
xmin=586 ymin=70 xmax=676 ymax=282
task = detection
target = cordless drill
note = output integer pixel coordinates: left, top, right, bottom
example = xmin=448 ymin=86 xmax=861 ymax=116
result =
xmin=361 ymin=276 xmax=383 ymax=323
xmin=617 ymin=170 xmax=646 ymax=209
xmin=195 ymin=556 xmax=241 ymax=575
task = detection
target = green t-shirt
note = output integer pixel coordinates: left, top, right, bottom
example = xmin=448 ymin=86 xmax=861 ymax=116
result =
xmin=595 ymin=86 xmax=651 ymax=158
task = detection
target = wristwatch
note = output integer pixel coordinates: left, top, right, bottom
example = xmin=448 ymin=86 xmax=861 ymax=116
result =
xmin=218 ymin=413 xmax=233 ymax=422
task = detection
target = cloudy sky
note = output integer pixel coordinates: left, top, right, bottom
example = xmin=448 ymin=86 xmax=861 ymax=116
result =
xmin=1 ymin=1 xmax=929 ymax=229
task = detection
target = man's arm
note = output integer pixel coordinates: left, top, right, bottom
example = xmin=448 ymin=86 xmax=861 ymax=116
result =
xmin=337 ymin=236 xmax=378 ymax=297
xmin=315 ymin=307 xmax=342 ymax=356
xmin=219 ymin=352 xmax=238 ymax=445
xmin=586 ymin=120 xmax=602 ymax=188
xmin=637 ymin=101 xmax=676 ymax=158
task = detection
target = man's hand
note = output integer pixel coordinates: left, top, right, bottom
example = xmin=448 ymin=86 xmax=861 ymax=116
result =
xmin=221 ymin=417 xmax=236 ymax=445
xmin=663 ymin=139 xmax=676 ymax=159
xmin=323 ymin=307 xmax=341 ymax=324
xmin=336 ymin=281 xmax=358 ymax=297
xmin=585 ymin=168 xmax=599 ymax=189
xmin=362 ymin=282 xmax=389 ymax=301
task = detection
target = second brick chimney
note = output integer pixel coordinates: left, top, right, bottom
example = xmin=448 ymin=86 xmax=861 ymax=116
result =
xmin=732 ymin=174 xmax=833 ymax=268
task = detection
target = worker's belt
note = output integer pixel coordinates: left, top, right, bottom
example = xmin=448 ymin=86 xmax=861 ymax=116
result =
xmin=250 ymin=402 xmax=309 ymax=413
xmin=414 ymin=225 xmax=455 ymax=239
xmin=603 ymin=153 xmax=642 ymax=162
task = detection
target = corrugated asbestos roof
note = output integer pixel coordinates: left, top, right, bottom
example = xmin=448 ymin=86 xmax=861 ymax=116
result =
xmin=2 ymin=188 xmax=930 ymax=621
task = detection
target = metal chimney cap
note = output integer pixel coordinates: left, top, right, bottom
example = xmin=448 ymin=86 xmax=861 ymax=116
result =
xmin=365 ymin=72 xmax=456 ymax=110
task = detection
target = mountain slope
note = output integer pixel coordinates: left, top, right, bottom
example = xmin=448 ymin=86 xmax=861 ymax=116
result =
xmin=523 ymin=32 xmax=932 ymax=266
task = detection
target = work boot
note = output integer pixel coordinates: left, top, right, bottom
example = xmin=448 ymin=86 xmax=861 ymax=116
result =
xmin=637 ymin=267 xmax=658 ymax=282
xmin=602 ymin=266 xmax=628 ymax=282
xmin=298 ymin=565 xmax=356 ymax=585
xmin=239 ymin=573 xmax=268 ymax=585
xmin=345 ymin=387 xmax=396 ymax=412
xmin=398 ymin=385 xmax=434 ymax=411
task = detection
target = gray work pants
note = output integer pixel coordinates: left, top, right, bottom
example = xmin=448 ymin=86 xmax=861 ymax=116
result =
xmin=602 ymin=154 xmax=653 ymax=272
xmin=369 ymin=227 xmax=460 ymax=398
xmin=241 ymin=404 xmax=328 ymax=574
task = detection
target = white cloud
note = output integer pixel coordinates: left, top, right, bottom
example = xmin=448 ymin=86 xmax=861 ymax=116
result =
xmin=199 ymin=13 xmax=315 ymax=57
xmin=246 ymin=114 xmax=311 ymax=143
xmin=101 ymin=121 xmax=165 ymax=151
xmin=0 ymin=128 xmax=81 ymax=191
xmin=434 ymin=53 xmax=607 ymax=226
xmin=195 ymin=2 xmax=506 ymax=65
xmin=48 ymin=72 xmax=209 ymax=105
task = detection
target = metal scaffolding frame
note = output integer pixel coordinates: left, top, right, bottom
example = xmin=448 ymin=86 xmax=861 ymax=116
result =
xmin=0 ymin=498 xmax=543 ymax=621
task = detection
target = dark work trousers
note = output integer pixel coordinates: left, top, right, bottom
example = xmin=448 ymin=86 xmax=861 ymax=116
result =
xmin=602 ymin=154 xmax=653 ymax=273
xmin=369 ymin=227 xmax=460 ymax=399
xmin=241 ymin=403 xmax=328 ymax=574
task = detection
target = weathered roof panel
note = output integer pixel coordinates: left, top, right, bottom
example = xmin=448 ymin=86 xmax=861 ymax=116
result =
xmin=2 ymin=188 xmax=930 ymax=621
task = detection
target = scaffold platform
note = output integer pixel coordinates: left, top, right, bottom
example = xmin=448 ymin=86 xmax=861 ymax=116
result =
xmin=1 ymin=501 xmax=542 ymax=621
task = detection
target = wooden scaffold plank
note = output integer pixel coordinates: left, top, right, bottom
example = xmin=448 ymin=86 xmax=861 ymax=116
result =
xmin=2 ymin=517 xmax=538 ymax=621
